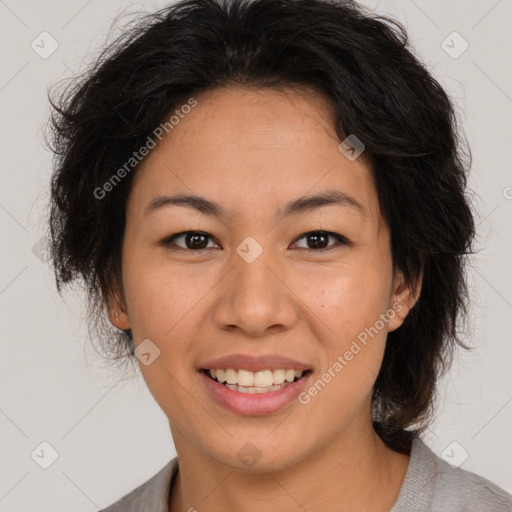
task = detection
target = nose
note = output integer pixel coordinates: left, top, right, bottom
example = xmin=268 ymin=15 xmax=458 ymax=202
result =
xmin=212 ymin=244 xmax=299 ymax=337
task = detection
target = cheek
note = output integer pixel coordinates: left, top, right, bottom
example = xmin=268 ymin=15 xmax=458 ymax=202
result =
xmin=121 ymin=253 xmax=213 ymax=419
xmin=122 ymin=252 xmax=216 ymax=343
xmin=295 ymin=268 xmax=391 ymax=432
xmin=299 ymin=259 xmax=393 ymax=342
xmin=296 ymin=257 xmax=392 ymax=398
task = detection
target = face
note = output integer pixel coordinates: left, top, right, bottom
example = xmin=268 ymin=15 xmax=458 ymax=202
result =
xmin=110 ymin=85 xmax=417 ymax=471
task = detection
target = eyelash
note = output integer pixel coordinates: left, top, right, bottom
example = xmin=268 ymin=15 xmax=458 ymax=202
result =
xmin=159 ymin=230 xmax=350 ymax=252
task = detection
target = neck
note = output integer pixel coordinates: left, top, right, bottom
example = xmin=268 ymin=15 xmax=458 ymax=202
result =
xmin=168 ymin=412 xmax=410 ymax=512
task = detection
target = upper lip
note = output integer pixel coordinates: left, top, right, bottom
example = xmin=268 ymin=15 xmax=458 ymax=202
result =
xmin=199 ymin=353 xmax=312 ymax=372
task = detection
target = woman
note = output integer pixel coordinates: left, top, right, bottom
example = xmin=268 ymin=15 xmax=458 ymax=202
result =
xmin=46 ymin=0 xmax=512 ymax=510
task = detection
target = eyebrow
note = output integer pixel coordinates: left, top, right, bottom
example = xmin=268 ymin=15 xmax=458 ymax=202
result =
xmin=143 ymin=189 xmax=365 ymax=218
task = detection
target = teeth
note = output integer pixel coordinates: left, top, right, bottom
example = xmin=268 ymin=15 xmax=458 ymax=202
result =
xmin=206 ymin=368 xmax=305 ymax=387
xmin=225 ymin=383 xmax=291 ymax=394
xmin=238 ymin=369 xmax=254 ymax=387
xmin=225 ymin=368 xmax=238 ymax=384
xmin=254 ymin=370 xmax=273 ymax=387
xmin=273 ymin=369 xmax=285 ymax=384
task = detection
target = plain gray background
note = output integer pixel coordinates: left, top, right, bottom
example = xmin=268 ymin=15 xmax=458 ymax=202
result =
xmin=0 ymin=0 xmax=511 ymax=510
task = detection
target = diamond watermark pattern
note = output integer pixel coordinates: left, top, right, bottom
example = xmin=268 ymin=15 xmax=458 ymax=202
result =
xmin=441 ymin=441 xmax=469 ymax=468
xmin=31 ymin=237 xmax=49 ymax=264
xmin=31 ymin=32 xmax=59 ymax=59
xmin=237 ymin=442 xmax=262 ymax=468
xmin=135 ymin=338 xmax=161 ymax=366
xmin=441 ymin=32 xmax=468 ymax=59
xmin=31 ymin=441 xmax=59 ymax=469
xmin=236 ymin=236 xmax=263 ymax=264
xmin=338 ymin=134 xmax=365 ymax=161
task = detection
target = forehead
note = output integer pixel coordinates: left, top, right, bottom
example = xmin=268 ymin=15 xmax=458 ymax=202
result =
xmin=128 ymin=85 xmax=379 ymax=223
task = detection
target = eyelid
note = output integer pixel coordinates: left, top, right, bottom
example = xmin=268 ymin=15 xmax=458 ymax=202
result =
xmin=159 ymin=231 xmax=220 ymax=250
xmin=291 ymin=230 xmax=350 ymax=250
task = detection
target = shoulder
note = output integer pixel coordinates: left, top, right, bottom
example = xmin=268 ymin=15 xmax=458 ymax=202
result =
xmin=429 ymin=448 xmax=512 ymax=512
xmin=99 ymin=458 xmax=178 ymax=512
xmin=391 ymin=436 xmax=512 ymax=512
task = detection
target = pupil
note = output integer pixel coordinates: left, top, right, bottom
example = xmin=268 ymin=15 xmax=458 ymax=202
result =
xmin=308 ymin=232 xmax=328 ymax=249
xmin=187 ymin=233 xmax=208 ymax=249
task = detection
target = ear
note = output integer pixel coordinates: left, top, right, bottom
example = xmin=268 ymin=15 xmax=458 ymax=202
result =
xmin=107 ymin=286 xmax=131 ymax=331
xmin=387 ymin=269 xmax=422 ymax=332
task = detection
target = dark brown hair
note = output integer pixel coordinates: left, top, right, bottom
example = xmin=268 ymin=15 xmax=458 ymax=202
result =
xmin=46 ymin=0 xmax=476 ymax=452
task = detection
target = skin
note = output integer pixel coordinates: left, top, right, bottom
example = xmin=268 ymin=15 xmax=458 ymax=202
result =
xmin=109 ymin=85 xmax=421 ymax=512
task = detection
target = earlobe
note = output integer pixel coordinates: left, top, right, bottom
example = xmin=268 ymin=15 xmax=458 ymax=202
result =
xmin=387 ymin=271 xmax=422 ymax=332
xmin=108 ymin=290 xmax=131 ymax=330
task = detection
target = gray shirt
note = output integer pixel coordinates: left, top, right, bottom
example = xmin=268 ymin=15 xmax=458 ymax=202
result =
xmin=100 ymin=435 xmax=512 ymax=511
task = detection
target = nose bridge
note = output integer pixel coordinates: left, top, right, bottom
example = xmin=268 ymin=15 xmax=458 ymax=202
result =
xmin=213 ymin=234 xmax=298 ymax=335
xmin=234 ymin=234 xmax=281 ymax=304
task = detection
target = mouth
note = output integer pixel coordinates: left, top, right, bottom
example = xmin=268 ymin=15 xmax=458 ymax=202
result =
xmin=201 ymin=368 xmax=313 ymax=394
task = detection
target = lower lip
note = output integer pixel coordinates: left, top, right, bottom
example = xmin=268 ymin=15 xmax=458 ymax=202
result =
xmin=199 ymin=371 xmax=312 ymax=416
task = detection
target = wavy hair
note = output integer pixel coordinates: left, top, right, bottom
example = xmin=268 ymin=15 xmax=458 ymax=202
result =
xmin=46 ymin=0 xmax=476 ymax=452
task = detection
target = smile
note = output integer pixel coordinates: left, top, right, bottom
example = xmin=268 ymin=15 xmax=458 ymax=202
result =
xmin=200 ymin=367 xmax=313 ymax=415
xmin=203 ymin=368 xmax=310 ymax=394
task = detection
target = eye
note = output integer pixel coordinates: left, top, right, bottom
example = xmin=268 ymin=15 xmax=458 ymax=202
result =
xmin=160 ymin=231 xmax=219 ymax=251
xmin=159 ymin=230 xmax=349 ymax=252
xmin=292 ymin=230 xmax=349 ymax=251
